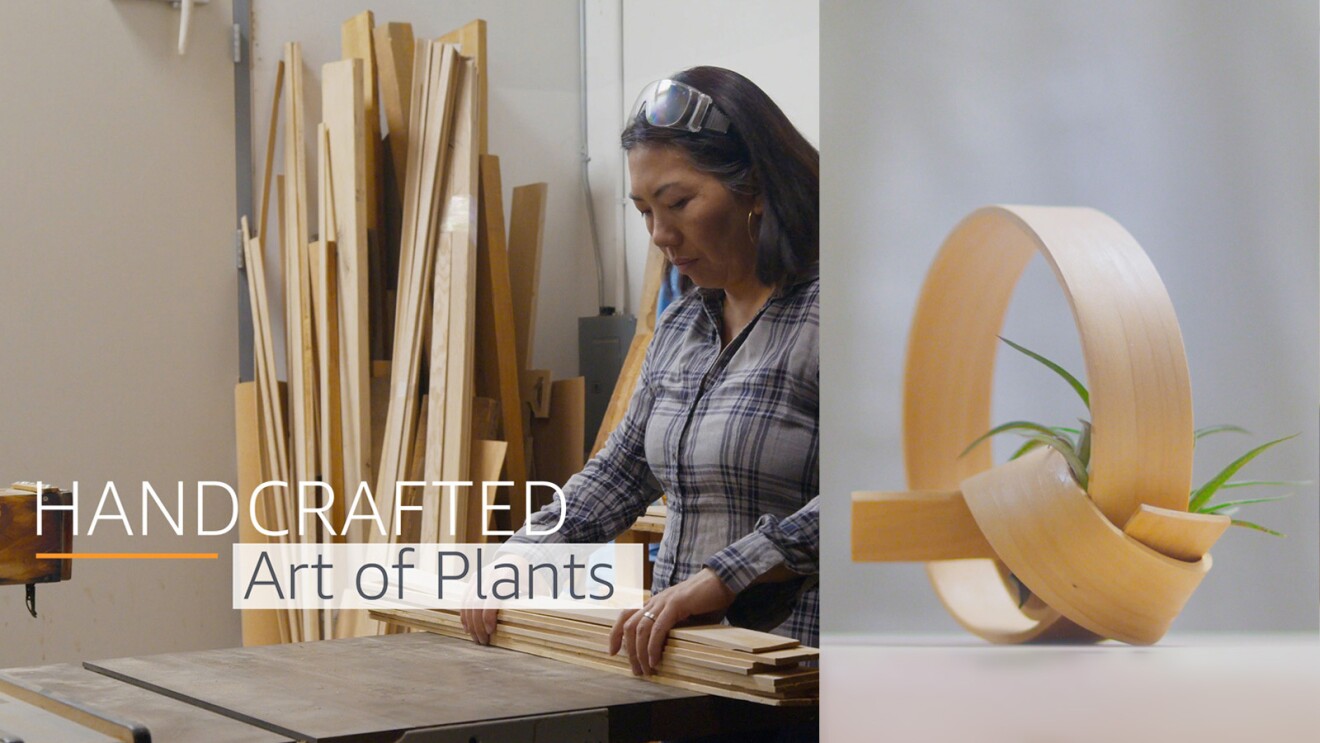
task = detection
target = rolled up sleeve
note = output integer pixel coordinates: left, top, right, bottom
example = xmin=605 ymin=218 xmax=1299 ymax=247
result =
xmin=704 ymin=495 xmax=819 ymax=594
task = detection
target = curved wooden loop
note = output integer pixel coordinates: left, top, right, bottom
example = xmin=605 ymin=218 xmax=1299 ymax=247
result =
xmin=961 ymin=448 xmax=1211 ymax=644
xmin=904 ymin=205 xmax=1195 ymax=643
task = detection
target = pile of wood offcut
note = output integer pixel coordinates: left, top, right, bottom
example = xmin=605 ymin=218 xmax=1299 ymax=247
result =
xmin=371 ymin=607 xmax=820 ymax=706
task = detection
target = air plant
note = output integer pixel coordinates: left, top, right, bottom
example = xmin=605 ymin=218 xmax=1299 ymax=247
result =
xmin=959 ymin=337 xmax=1301 ymax=610
xmin=960 ymin=337 xmax=1300 ymax=536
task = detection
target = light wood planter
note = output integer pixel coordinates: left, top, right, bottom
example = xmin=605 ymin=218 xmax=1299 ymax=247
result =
xmin=852 ymin=206 xmax=1229 ymax=645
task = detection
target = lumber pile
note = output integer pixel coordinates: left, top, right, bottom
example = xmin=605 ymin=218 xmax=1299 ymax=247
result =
xmin=235 ymin=11 xmax=572 ymax=644
xmin=370 ymin=607 xmax=819 ymax=706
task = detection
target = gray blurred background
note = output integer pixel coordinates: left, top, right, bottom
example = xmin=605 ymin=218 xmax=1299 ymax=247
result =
xmin=821 ymin=0 xmax=1319 ymax=636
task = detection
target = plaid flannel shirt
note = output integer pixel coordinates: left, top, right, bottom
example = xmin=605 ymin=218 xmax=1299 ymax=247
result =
xmin=509 ymin=272 xmax=820 ymax=649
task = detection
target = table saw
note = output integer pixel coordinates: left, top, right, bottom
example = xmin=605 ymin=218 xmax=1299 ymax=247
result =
xmin=0 ymin=632 xmax=816 ymax=741
xmin=0 ymin=486 xmax=74 ymax=619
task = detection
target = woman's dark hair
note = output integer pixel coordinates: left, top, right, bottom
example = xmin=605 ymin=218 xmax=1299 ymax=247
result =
xmin=621 ymin=66 xmax=819 ymax=287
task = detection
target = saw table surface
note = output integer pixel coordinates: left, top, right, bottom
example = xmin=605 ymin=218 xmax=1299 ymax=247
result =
xmin=9 ymin=631 xmax=811 ymax=742
xmin=0 ymin=662 xmax=290 ymax=742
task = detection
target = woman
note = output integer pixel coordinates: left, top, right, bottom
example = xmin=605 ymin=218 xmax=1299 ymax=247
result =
xmin=462 ymin=66 xmax=819 ymax=681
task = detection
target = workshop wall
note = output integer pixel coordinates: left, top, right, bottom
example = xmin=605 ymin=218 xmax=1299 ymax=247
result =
xmin=0 ymin=0 xmax=818 ymax=667
xmin=821 ymin=0 xmax=1320 ymax=636
xmin=0 ymin=0 xmax=243 ymax=664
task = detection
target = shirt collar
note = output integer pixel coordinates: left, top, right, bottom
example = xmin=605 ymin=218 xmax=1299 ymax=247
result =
xmin=696 ymin=262 xmax=819 ymax=305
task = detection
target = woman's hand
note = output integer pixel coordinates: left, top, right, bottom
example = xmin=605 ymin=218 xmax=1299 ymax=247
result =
xmin=608 ymin=568 xmax=736 ymax=676
xmin=459 ymin=552 xmax=533 ymax=646
xmin=458 ymin=573 xmax=500 ymax=646
xmin=459 ymin=602 xmax=500 ymax=646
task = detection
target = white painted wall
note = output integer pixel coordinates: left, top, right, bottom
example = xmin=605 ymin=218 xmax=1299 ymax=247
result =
xmin=821 ymin=0 xmax=1319 ymax=636
xmin=0 ymin=0 xmax=241 ymax=664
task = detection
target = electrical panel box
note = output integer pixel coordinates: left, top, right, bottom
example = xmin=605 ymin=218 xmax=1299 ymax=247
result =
xmin=578 ymin=314 xmax=637 ymax=450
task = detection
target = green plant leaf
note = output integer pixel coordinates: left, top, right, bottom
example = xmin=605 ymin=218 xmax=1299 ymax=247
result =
xmin=1195 ymin=424 xmax=1249 ymax=440
xmin=1076 ymin=420 xmax=1092 ymax=470
xmin=1008 ymin=438 xmax=1044 ymax=461
xmin=1000 ymin=337 xmax=1090 ymax=410
xmin=1220 ymin=479 xmax=1310 ymax=489
xmin=1007 ymin=426 xmax=1085 ymax=460
xmin=960 ymin=420 xmax=1067 ymax=458
xmin=1188 ymin=434 xmax=1299 ymax=512
xmin=1200 ymin=495 xmax=1294 ymax=513
xmin=1022 ymin=433 xmax=1089 ymax=490
xmin=1229 ymin=518 xmax=1285 ymax=537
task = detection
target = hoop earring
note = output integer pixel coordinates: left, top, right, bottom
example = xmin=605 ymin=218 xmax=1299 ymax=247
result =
xmin=747 ymin=210 xmax=758 ymax=245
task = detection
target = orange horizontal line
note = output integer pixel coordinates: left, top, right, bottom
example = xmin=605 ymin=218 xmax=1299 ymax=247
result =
xmin=36 ymin=553 xmax=219 ymax=560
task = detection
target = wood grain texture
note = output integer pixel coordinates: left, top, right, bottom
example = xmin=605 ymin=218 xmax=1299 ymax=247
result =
xmin=241 ymin=219 xmax=291 ymax=644
xmin=436 ymin=20 xmax=488 ymax=155
xmin=470 ymin=396 xmax=501 ymax=439
xmin=507 ymin=182 xmax=548 ymax=372
xmin=310 ymin=239 xmax=345 ymax=542
xmin=235 ymin=382 xmax=284 ymax=647
xmin=374 ymin=609 xmax=816 ymax=706
xmin=342 ymin=42 xmax=460 ymax=641
xmin=241 ymin=223 xmax=289 ymax=490
xmin=286 ymin=69 xmax=322 ymax=667
xmin=374 ymin=42 xmax=460 ymax=547
xmin=371 ymin=42 xmax=434 ymax=547
xmin=1122 ymin=504 xmax=1230 ymax=562
xmin=373 ymin=22 xmax=414 ymax=200
xmin=340 ymin=11 xmax=378 ymax=229
xmin=420 ymin=52 xmax=474 ymax=544
xmin=322 ymin=58 xmax=370 ymax=505
xmin=435 ymin=58 xmax=480 ymax=542
xmin=523 ymin=609 xmax=800 ymax=653
xmin=281 ymin=43 xmax=315 ymax=498
xmin=896 ymin=205 xmax=1194 ymax=644
xmin=467 ymin=438 xmax=509 ymax=541
xmin=530 ymin=377 xmax=585 ymax=493
xmin=0 ymin=492 xmax=70 ymax=585
xmin=851 ymin=490 xmax=995 ymax=562
xmin=313 ymin=127 xmax=345 ymax=547
xmin=258 ymin=61 xmax=283 ymax=243
xmin=904 ymin=206 xmax=1193 ymax=527
xmin=474 ymin=154 xmax=529 ymax=530
xmin=489 ymin=610 xmax=817 ymax=667
xmin=960 ymin=449 xmax=1211 ymax=645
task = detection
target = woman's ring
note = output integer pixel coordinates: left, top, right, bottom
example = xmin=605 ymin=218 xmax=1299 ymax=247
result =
xmin=641 ymin=610 xmax=657 ymax=621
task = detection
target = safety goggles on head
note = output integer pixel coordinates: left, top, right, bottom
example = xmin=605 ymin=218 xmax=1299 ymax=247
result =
xmin=629 ymin=79 xmax=731 ymax=134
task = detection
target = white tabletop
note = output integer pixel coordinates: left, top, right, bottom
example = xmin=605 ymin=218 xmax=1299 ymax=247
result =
xmin=821 ymin=633 xmax=1319 ymax=742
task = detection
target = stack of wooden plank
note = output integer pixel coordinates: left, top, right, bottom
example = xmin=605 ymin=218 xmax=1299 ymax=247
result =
xmin=236 ymin=12 xmax=564 ymax=644
xmin=370 ymin=607 xmax=819 ymax=706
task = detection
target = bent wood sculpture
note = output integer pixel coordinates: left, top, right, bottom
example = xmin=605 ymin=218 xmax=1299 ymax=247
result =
xmin=852 ymin=206 xmax=1228 ymax=645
